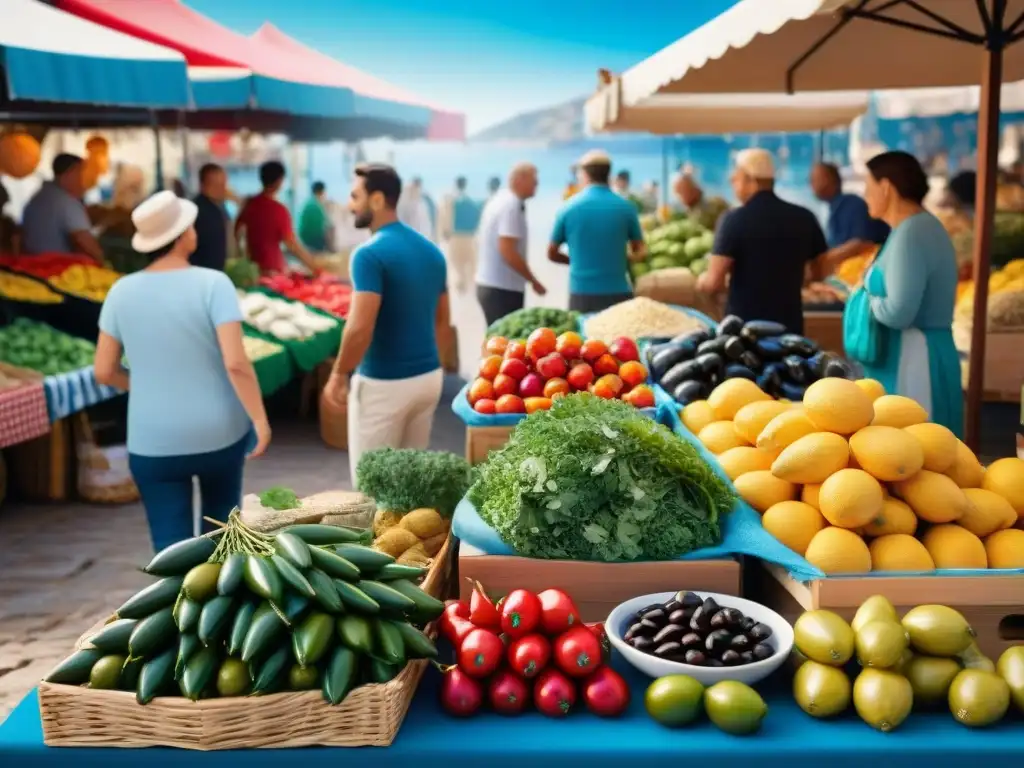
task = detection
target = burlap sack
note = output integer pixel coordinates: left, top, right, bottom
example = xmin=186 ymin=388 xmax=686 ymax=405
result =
xmin=241 ymin=490 xmax=376 ymax=532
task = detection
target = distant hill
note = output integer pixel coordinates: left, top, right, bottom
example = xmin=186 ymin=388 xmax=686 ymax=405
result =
xmin=472 ymin=97 xmax=587 ymax=143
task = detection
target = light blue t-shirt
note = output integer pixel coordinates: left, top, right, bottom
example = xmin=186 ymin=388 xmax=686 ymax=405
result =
xmin=351 ymin=222 xmax=447 ymax=380
xmin=551 ymin=185 xmax=643 ymax=295
xmin=98 ymin=268 xmax=251 ymax=457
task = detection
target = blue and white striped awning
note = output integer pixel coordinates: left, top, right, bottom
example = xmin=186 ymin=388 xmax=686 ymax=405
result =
xmin=0 ymin=0 xmax=189 ymax=109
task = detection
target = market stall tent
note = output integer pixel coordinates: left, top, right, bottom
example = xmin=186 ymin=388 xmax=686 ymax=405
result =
xmin=874 ymin=80 xmax=1024 ymax=119
xmin=610 ymin=0 xmax=1024 ymax=451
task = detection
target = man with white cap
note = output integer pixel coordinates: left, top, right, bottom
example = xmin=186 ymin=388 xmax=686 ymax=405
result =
xmin=696 ymin=148 xmax=829 ymax=335
xmin=548 ymin=150 xmax=646 ymax=313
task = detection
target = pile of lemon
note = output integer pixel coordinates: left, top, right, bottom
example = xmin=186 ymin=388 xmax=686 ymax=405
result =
xmin=0 ymin=271 xmax=63 ymax=304
xmin=48 ymin=264 xmax=120 ymax=301
xmin=681 ymin=377 xmax=1024 ymax=574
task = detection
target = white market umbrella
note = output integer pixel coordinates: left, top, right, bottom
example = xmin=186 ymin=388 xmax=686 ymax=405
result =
xmin=615 ymin=0 xmax=1024 ymax=450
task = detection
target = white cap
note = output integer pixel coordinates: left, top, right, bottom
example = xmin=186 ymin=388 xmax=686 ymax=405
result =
xmin=735 ymin=148 xmax=775 ymax=180
xmin=131 ymin=190 xmax=198 ymax=253
xmin=577 ymin=149 xmax=611 ymax=166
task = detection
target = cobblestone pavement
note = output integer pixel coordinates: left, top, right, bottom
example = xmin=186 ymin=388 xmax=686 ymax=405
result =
xmin=0 ymin=376 xmax=466 ymax=721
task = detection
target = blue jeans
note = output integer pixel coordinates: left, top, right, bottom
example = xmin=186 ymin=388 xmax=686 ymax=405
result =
xmin=129 ymin=431 xmax=251 ymax=553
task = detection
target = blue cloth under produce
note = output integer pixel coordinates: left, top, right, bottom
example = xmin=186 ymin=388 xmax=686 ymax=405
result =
xmin=44 ymin=367 xmax=122 ymax=422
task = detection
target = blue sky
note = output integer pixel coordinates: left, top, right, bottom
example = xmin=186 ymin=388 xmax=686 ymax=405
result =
xmin=188 ymin=0 xmax=739 ymax=132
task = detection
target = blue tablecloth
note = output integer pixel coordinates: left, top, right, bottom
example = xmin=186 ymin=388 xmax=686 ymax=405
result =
xmin=43 ymin=367 xmax=123 ymax=422
xmin=2 ymin=659 xmax=1021 ymax=765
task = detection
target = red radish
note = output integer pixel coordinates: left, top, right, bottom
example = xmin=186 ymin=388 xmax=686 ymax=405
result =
xmin=440 ymin=600 xmax=469 ymax=640
xmin=439 ymin=667 xmax=484 ymax=717
xmin=467 ymin=580 xmax=500 ymax=629
xmin=446 ymin=616 xmax=477 ymax=646
xmin=537 ymin=589 xmax=581 ymax=635
xmin=553 ymin=626 xmax=603 ymax=678
xmin=533 ymin=668 xmax=577 ymax=718
xmin=518 ymin=373 xmax=545 ymax=398
xmin=608 ymin=337 xmax=640 ymax=363
xmin=581 ymin=666 xmax=630 ymax=717
xmin=457 ymin=629 xmax=504 ymax=678
xmin=487 ymin=670 xmax=530 ymax=715
xmin=499 ymin=357 xmax=529 ymax=381
xmin=535 ymin=353 xmax=568 ymax=381
xmin=500 ymin=589 xmax=541 ymax=639
xmin=586 ymin=622 xmax=612 ymax=664
xmin=508 ymin=634 xmax=551 ymax=679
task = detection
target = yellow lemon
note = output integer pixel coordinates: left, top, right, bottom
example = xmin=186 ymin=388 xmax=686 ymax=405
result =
xmin=959 ymin=488 xmax=1018 ymax=538
xmin=892 ymin=470 xmax=972 ymax=524
xmin=984 ymin=528 xmax=1024 ymax=569
xmin=982 ymin=457 xmax=1024 ymax=517
xmin=757 ymin=409 xmax=818 ymax=453
xmin=733 ymin=400 xmax=793 ymax=445
xmin=717 ymin=446 xmax=776 ymax=481
xmin=945 ymin=440 xmax=986 ymax=489
xmin=735 ymin=471 xmax=797 ymax=513
xmin=805 ymin=527 xmax=872 ymax=574
xmin=862 ymin=498 xmax=918 ymax=537
xmin=818 ymin=469 xmax=885 ymax=529
xmin=802 ymin=378 xmax=875 ymax=435
xmin=707 ymin=378 xmax=772 ymax=421
xmin=848 ymin=426 xmax=925 ymax=482
xmin=921 ymin=525 xmax=988 ymax=569
xmin=698 ymin=421 xmax=750 ymax=454
xmin=871 ymin=395 xmax=928 ymax=428
xmin=903 ymin=423 xmax=958 ymax=473
xmin=681 ymin=400 xmax=716 ymax=435
xmin=854 ymin=378 xmax=886 ymax=401
xmin=868 ymin=534 xmax=935 ymax=572
xmin=771 ymin=432 xmax=850 ymax=484
xmin=761 ymin=500 xmax=828 ymax=556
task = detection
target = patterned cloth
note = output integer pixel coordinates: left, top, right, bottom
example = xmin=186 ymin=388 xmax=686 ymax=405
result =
xmin=43 ymin=367 xmax=123 ymax=422
xmin=0 ymin=381 xmax=51 ymax=449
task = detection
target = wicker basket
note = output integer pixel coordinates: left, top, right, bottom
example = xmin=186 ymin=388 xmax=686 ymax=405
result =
xmin=73 ymin=412 xmax=140 ymax=505
xmin=38 ymin=535 xmax=454 ymax=750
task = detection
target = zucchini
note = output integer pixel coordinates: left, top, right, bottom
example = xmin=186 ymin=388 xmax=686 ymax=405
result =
xmin=322 ymin=647 xmax=357 ymax=705
xmin=292 ymin=612 xmax=334 ymax=667
xmin=335 ymin=580 xmax=379 ymax=614
xmin=115 ymin=576 xmax=184 ymax=620
xmin=175 ymin=634 xmax=201 ymax=680
xmin=336 ymin=614 xmax=373 ymax=653
xmin=672 ymin=379 xmax=706 ymax=406
xmin=778 ymin=333 xmax=818 ymax=358
xmin=180 ymin=646 xmax=219 ymax=701
xmin=283 ymin=593 xmax=311 ymax=623
xmin=285 ymin=524 xmax=368 ymax=545
xmin=173 ymin=598 xmax=201 ymax=633
xmin=216 ymin=552 xmax=247 ymax=596
xmin=127 ymin=606 xmax=176 ymax=660
xmin=272 ymin=531 xmax=312 ymax=569
xmin=384 ymin=578 xmax=444 ymax=620
xmin=694 ymin=351 xmax=723 ymax=374
xmin=270 ymin=554 xmax=316 ymax=598
xmin=306 ymin=568 xmax=344 ymax=613
xmin=367 ymin=658 xmax=400 ymax=684
xmin=660 ymin=359 xmax=703 ymax=392
xmin=252 ymin=646 xmax=289 ymax=694
xmin=373 ymin=618 xmax=405 ymax=665
xmin=45 ymin=648 xmax=104 ymax=685
xmin=375 ymin=563 xmax=428 ymax=581
xmin=228 ymin=600 xmax=258 ymax=656
xmin=198 ymin=595 xmax=235 ymax=646
xmin=308 ymin=546 xmax=361 ymax=581
xmin=86 ymin=618 xmax=136 ymax=654
xmin=121 ymin=657 xmax=144 ymax=691
xmin=360 ymin=577 xmax=419 ymax=611
xmin=696 ymin=336 xmax=730 ymax=357
xmin=144 ymin=535 xmax=217 ymax=576
xmin=333 ymin=544 xmax=394 ymax=572
xmin=391 ymin=621 xmax=437 ymax=659
xmin=89 ymin=654 xmax=126 ymax=689
xmin=241 ymin=602 xmax=287 ymax=663
xmin=723 ymin=364 xmax=757 ymax=382
xmin=740 ymin=319 xmax=787 ymax=342
xmin=649 ymin=344 xmax=693 ymax=380
xmin=243 ymin=555 xmax=283 ymax=604
xmin=136 ymin=646 xmax=176 ymax=704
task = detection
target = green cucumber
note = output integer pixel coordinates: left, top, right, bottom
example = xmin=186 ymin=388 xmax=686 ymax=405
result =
xmin=136 ymin=647 xmax=176 ymax=704
xmin=86 ymin=618 xmax=136 ymax=654
xmin=198 ymin=595 xmax=235 ymax=646
xmin=308 ymin=546 xmax=361 ymax=581
xmin=115 ymin=576 xmax=184 ymax=620
xmin=144 ymin=535 xmax=217 ymax=576
xmin=127 ymin=606 xmax=176 ymax=660
xmin=391 ymin=621 xmax=438 ymax=659
xmin=175 ymin=634 xmax=201 ymax=680
xmin=121 ymin=657 xmax=144 ymax=690
xmin=373 ymin=619 xmax=405 ymax=665
xmin=292 ymin=612 xmax=334 ymax=667
xmin=375 ymin=563 xmax=428 ymax=581
xmin=283 ymin=593 xmax=311 ymax=624
xmin=385 ymin=578 xmax=445 ymax=620
xmin=336 ymin=615 xmax=373 ymax=654
xmin=180 ymin=646 xmax=219 ymax=701
xmin=357 ymin=580 xmax=416 ymax=613
xmin=217 ymin=552 xmax=247 ymax=595
xmin=173 ymin=598 xmax=201 ymax=633
xmin=334 ymin=544 xmax=394 ymax=572
xmin=182 ymin=562 xmax=222 ymax=602
xmin=241 ymin=602 xmax=286 ymax=663
xmin=228 ymin=600 xmax=258 ymax=656
xmin=270 ymin=554 xmax=316 ymax=599
xmin=286 ymin=524 xmax=368 ymax=545
xmin=305 ymin=568 xmax=343 ymax=613
xmin=334 ymin=580 xmax=379 ymax=615
xmin=243 ymin=555 xmax=283 ymax=604
xmin=252 ymin=647 xmax=289 ymax=694
xmin=322 ymin=647 xmax=357 ymax=705
xmin=273 ymin=532 xmax=312 ymax=568
xmin=367 ymin=658 xmax=401 ymax=684
xmin=45 ymin=648 xmax=104 ymax=685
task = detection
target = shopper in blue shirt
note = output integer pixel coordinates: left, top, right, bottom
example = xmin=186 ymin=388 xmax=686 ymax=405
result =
xmin=323 ymin=164 xmax=450 ymax=487
xmin=811 ymin=162 xmax=890 ymax=270
xmin=547 ymin=150 xmax=646 ymax=313
xmin=440 ymin=176 xmax=482 ymax=293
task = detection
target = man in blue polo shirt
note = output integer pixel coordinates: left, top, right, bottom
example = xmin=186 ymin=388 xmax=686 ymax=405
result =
xmin=439 ymin=176 xmax=482 ymax=293
xmin=547 ymin=150 xmax=646 ymax=313
xmin=323 ymin=163 xmax=449 ymax=487
xmin=811 ymin=162 xmax=889 ymax=269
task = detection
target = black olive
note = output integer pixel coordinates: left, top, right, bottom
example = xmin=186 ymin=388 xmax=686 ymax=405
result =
xmin=689 ymin=606 xmax=711 ymax=633
xmin=738 ymin=350 xmax=762 ymax=370
xmin=722 ymin=335 xmax=746 ymax=360
xmin=625 ymin=621 xmax=647 ymax=640
xmin=667 ymin=608 xmax=689 ymax=625
xmin=683 ymin=650 xmax=707 ymax=666
xmin=640 ymin=608 xmax=668 ymax=626
xmin=749 ymin=623 xmax=774 ymax=642
xmin=717 ymin=315 xmax=743 ymax=337
xmin=730 ymin=634 xmax=752 ymax=652
xmin=639 ymin=618 xmax=661 ymax=633
xmin=706 ymin=659 xmax=725 ymax=668
xmin=701 ymin=597 xmax=720 ymax=615
xmin=721 ymin=650 xmax=742 ymax=666
xmin=740 ymin=651 xmax=755 ymax=664
xmin=705 ymin=629 xmax=732 ymax=656
xmin=675 ymin=591 xmax=703 ymax=607
xmin=720 ymin=608 xmax=745 ymax=629
xmin=752 ymin=643 xmax=775 ymax=661
xmin=652 ymin=625 xmax=685 ymax=646
xmin=654 ymin=641 xmax=683 ymax=659
xmin=695 ymin=351 xmax=723 ymax=374
xmin=662 ymin=600 xmax=682 ymax=614
xmin=741 ymin=616 xmax=757 ymax=631
xmin=632 ymin=636 xmax=655 ymax=653
xmin=640 ymin=604 xmax=665 ymax=617
xmin=680 ymin=632 xmax=704 ymax=650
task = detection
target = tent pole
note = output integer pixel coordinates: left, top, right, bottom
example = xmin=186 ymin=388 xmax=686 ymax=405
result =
xmin=151 ymin=112 xmax=165 ymax=193
xmin=965 ymin=43 xmax=1004 ymax=451
xmin=661 ymin=137 xmax=669 ymax=208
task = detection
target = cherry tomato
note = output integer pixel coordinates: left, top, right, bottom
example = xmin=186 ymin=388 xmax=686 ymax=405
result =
xmin=508 ymin=634 xmax=551 ymax=679
xmin=537 ymin=588 xmax=581 ymax=635
xmin=457 ymin=629 xmax=504 ymax=678
xmin=440 ymin=600 xmax=469 ymax=641
xmin=467 ymin=580 xmax=500 ymax=629
xmin=487 ymin=669 xmax=530 ymax=716
xmin=581 ymin=666 xmax=630 ymax=717
xmin=447 ymin=616 xmax=477 ymax=647
xmin=553 ymin=626 xmax=602 ymax=678
xmin=500 ymin=589 xmax=541 ymax=639
xmin=533 ymin=668 xmax=577 ymax=718
xmin=439 ymin=667 xmax=484 ymax=717
xmin=586 ymin=622 xmax=612 ymax=664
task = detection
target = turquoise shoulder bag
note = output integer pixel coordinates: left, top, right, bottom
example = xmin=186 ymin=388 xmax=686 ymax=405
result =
xmin=842 ymin=253 xmax=887 ymax=367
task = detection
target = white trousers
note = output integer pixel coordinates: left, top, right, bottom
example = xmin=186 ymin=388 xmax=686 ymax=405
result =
xmin=445 ymin=234 xmax=476 ymax=294
xmin=347 ymin=368 xmax=444 ymax=488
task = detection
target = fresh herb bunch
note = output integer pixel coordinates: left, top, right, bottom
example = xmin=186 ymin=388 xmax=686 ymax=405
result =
xmin=468 ymin=394 xmax=735 ymax=562
xmin=486 ymin=307 xmax=580 ymax=340
xmin=356 ymin=448 xmax=472 ymax=519
xmin=258 ymin=486 xmax=300 ymax=510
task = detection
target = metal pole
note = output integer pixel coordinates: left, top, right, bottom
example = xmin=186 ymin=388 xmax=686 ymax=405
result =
xmin=151 ymin=113 xmax=165 ymax=193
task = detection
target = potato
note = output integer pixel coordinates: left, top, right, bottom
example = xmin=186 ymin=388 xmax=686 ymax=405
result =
xmin=373 ymin=508 xmax=402 ymax=538
xmin=421 ymin=532 xmax=447 ymax=557
xmin=399 ymin=508 xmax=445 ymax=539
xmin=374 ymin=527 xmax=419 ymax=557
xmin=397 ymin=547 xmax=432 ymax=567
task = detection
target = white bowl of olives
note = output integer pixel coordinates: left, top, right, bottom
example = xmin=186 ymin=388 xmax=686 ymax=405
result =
xmin=607 ymin=591 xmax=794 ymax=686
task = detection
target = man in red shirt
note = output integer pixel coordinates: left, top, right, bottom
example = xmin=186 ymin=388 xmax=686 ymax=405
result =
xmin=235 ymin=161 xmax=318 ymax=274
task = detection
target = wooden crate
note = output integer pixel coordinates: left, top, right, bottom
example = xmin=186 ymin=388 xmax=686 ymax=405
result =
xmin=803 ymin=310 xmax=845 ymax=354
xmin=4 ymin=417 xmax=72 ymax=501
xmin=465 ymin=425 xmax=513 ymax=464
xmin=953 ymin=325 xmax=1024 ymax=403
xmin=459 ymin=542 xmax=741 ymax=623
xmin=441 ymin=326 xmax=459 ymax=373
xmin=750 ymin=562 xmax=1024 ymax=661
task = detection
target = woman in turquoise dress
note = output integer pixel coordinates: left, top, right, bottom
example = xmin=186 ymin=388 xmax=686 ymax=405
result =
xmin=847 ymin=151 xmax=963 ymax=436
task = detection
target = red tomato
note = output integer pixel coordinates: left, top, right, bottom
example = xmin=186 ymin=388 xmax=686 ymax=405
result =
xmin=533 ymin=668 xmax=577 ymax=718
xmin=495 ymin=394 xmax=526 ymax=414
xmin=485 ymin=336 xmax=510 ymax=356
xmin=608 ymin=337 xmax=640 ymax=363
xmin=500 ymin=589 xmax=541 ymax=638
xmin=478 ymin=355 xmax=503 ymax=380
xmin=468 ymin=378 xmax=495 ymax=405
xmin=508 ymin=634 xmax=551 ymax=679
xmin=537 ymin=589 xmax=581 ymax=635
xmin=593 ymin=353 xmax=620 ymax=377
xmin=566 ymin=363 xmax=595 ymax=391
xmin=446 ymin=616 xmax=477 ymax=647
xmin=581 ymin=666 xmax=630 ymax=717
xmin=555 ymin=331 xmax=583 ymax=360
xmin=543 ymin=377 xmax=570 ymax=398
xmin=523 ymin=396 xmax=553 ymax=414
xmin=592 ymin=374 xmax=623 ymax=400
xmin=617 ymin=361 xmax=648 ymax=389
xmin=439 ymin=667 xmax=484 ymax=717
xmin=492 ymin=374 xmax=518 ymax=398
xmin=579 ymin=339 xmax=608 ymax=364
xmin=553 ymin=626 xmax=603 ymax=678
xmin=622 ymin=385 xmax=655 ymax=409
xmin=526 ymin=328 xmax=557 ymax=361
xmin=467 ymin=581 xmax=500 ymax=629
xmin=504 ymin=341 xmax=528 ymax=361
xmin=440 ymin=600 xmax=469 ymax=640
xmin=487 ymin=669 xmax=531 ymax=715
xmin=586 ymin=622 xmax=612 ymax=664
xmin=534 ymin=353 xmax=568 ymax=381
xmin=498 ymin=357 xmax=529 ymax=381
xmin=473 ymin=398 xmax=497 ymax=414
xmin=458 ymin=629 xmax=505 ymax=678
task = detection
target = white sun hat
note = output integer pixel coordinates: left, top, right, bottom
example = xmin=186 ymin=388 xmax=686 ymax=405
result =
xmin=131 ymin=190 xmax=198 ymax=253
xmin=735 ymin=148 xmax=775 ymax=180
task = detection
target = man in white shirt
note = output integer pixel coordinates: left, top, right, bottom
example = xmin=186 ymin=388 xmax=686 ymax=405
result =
xmin=475 ymin=163 xmax=546 ymax=326
xmin=397 ymin=178 xmax=434 ymax=241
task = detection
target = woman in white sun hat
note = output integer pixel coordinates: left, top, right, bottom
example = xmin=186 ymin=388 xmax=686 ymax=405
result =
xmin=93 ymin=190 xmax=271 ymax=553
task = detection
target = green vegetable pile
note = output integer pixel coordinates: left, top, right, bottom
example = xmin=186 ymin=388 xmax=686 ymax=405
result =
xmin=468 ymin=394 xmax=735 ymax=562
xmin=259 ymin=486 xmax=300 ymax=511
xmin=225 ymin=257 xmax=260 ymax=288
xmin=952 ymin=211 xmax=1024 ymax=269
xmin=356 ymin=448 xmax=471 ymax=519
xmin=632 ymin=217 xmax=714 ymax=283
xmin=486 ymin=307 xmax=580 ymax=340
xmin=45 ymin=513 xmax=442 ymax=705
xmin=0 ymin=318 xmax=96 ymax=375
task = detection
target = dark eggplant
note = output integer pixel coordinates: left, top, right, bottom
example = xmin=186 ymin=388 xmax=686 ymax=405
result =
xmin=723 ymin=364 xmax=756 ymax=382
xmin=683 ymin=650 xmax=707 ymax=666
xmin=660 ymin=359 xmax=704 ymax=391
xmin=639 ymin=603 xmax=665 ymax=616
xmin=824 ymin=358 xmax=855 ymax=379
xmin=779 ymin=381 xmax=807 ymax=401
xmin=672 ymin=380 xmax=706 ymax=406
xmin=694 ymin=352 xmax=723 ymax=374
xmin=649 ymin=344 xmax=694 ymax=380
xmin=639 ymin=618 xmax=661 ymax=633
xmin=749 ymin=623 xmax=774 ymax=642
xmin=756 ymin=363 xmax=786 ymax=397
xmin=711 ymin=608 xmax=743 ymax=630
xmin=808 ymin=350 xmax=843 ymax=378
xmin=781 ymin=355 xmax=809 ymax=385
xmin=696 ymin=336 xmax=731 ymax=358
xmin=652 ymin=624 xmax=685 ymax=646
xmin=740 ymin=320 xmax=787 ymax=343
xmin=778 ymin=334 xmax=819 ymax=358
xmin=670 ymin=328 xmax=713 ymax=347
xmin=755 ymin=336 xmax=785 ymax=361
xmin=717 ymin=315 xmax=744 ymax=337
xmin=625 ymin=621 xmax=650 ymax=640
xmin=722 ymin=335 xmax=746 ymax=360
xmin=741 ymin=616 xmax=757 ymax=632
xmin=739 ymin=350 xmax=762 ymax=370
xmin=701 ymin=597 xmax=720 ymax=615
xmin=663 ymin=599 xmax=682 ymax=614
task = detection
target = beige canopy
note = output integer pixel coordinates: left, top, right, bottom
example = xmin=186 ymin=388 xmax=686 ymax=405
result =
xmin=586 ymin=75 xmax=868 ymax=134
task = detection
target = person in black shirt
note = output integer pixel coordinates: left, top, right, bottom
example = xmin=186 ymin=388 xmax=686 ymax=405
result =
xmin=696 ymin=149 xmax=829 ymax=335
xmin=191 ymin=163 xmax=229 ymax=271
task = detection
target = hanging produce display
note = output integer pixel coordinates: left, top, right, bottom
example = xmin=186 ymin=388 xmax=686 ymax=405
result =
xmin=0 ymin=131 xmax=41 ymax=179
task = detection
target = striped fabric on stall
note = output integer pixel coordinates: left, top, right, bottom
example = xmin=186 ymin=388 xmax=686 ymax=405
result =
xmin=43 ymin=368 xmax=123 ymax=422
